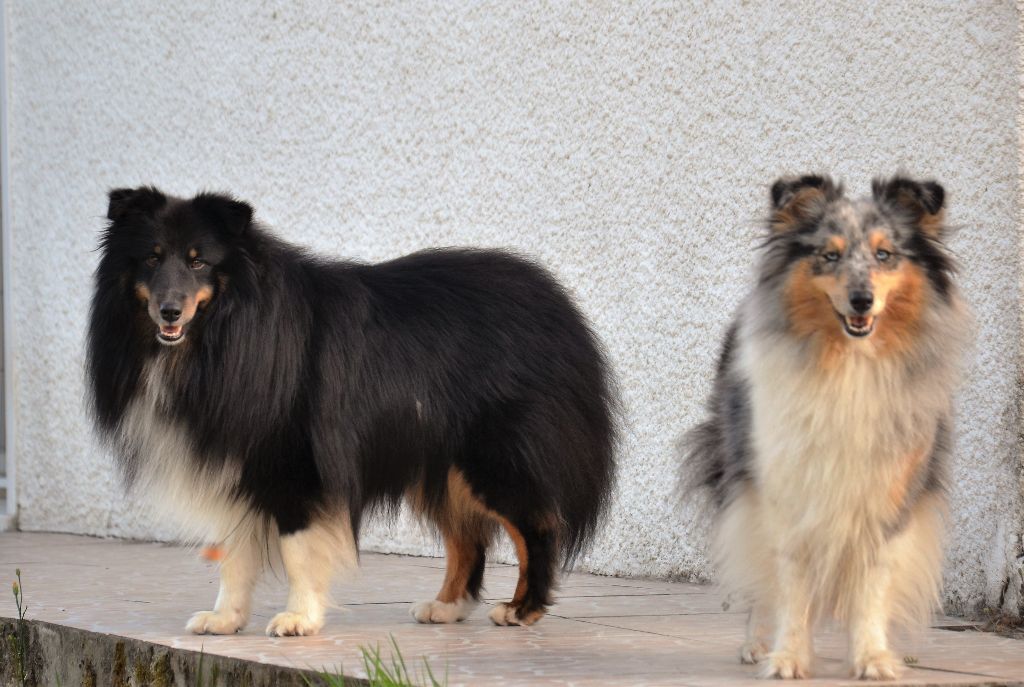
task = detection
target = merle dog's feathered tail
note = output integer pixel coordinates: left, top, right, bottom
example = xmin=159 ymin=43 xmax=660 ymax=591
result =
xmin=678 ymin=418 xmax=727 ymax=507
xmin=677 ymin=323 xmax=749 ymax=511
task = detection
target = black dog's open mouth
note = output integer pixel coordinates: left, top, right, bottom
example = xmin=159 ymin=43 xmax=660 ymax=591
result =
xmin=836 ymin=311 xmax=875 ymax=338
xmin=157 ymin=324 xmax=185 ymax=345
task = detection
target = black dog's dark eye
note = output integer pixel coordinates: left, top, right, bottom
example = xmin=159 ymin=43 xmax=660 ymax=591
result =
xmin=823 ymin=251 xmax=840 ymax=262
xmin=876 ymin=249 xmax=891 ymax=262
xmin=145 ymin=254 xmax=159 ymax=267
xmin=190 ymin=258 xmax=207 ymax=270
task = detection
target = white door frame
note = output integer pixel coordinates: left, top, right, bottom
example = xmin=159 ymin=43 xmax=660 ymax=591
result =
xmin=1 ymin=0 xmax=17 ymax=530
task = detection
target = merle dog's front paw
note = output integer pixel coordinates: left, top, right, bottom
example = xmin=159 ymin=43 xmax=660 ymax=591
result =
xmin=763 ymin=651 xmax=811 ymax=679
xmin=851 ymin=651 xmax=901 ymax=681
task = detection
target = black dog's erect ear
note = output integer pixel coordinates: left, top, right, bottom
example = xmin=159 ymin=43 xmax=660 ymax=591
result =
xmin=107 ymin=186 xmax=167 ymax=222
xmin=768 ymin=174 xmax=843 ymax=233
xmin=872 ymin=176 xmax=946 ymax=236
xmin=193 ymin=193 xmax=254 ymax=236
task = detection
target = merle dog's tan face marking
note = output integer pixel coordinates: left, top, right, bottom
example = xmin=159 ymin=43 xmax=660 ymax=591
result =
xmin=798 ymin=198 xmax=913 ymax=339
xmin=763 ymin=175 xmax=947 ymax=354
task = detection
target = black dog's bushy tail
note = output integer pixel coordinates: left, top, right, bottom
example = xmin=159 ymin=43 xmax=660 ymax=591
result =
xmin=558 ymin=365 xmax=619 ymax=568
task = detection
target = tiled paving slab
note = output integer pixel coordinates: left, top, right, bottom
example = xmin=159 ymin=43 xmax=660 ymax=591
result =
xmin=1 ymin=532 xmax=1021 ymax=686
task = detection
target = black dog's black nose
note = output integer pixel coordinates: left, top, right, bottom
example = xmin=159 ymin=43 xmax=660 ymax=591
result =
xmin=850 ymin=292 xmax=873 ymax=314
xmin=160 ymin=305 xmax=182 ymax=322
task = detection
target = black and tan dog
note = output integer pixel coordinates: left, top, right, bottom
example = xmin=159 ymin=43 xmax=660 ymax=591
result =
xmin=88 ymin=187 xmax=617 ymax=635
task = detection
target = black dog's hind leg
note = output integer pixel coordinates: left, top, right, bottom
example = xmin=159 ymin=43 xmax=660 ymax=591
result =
xmin=488 ymin=517 xmax=558 ymax=626
xmin=410 ymin=470 xmax=495 ymax=623
xmin=410 ymin=534 xmax=490 ymax=623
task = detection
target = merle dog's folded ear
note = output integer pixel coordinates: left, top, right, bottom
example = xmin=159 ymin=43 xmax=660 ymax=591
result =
xmin=107 ymin=186 xmax=167 ymax=222
xmin=871 ymin=176 xmax=946 ymax=236
xmin=768 ymin=174 xmax=842 ymax=233
xmin=193 ymin=193 xmax=254 ymax=236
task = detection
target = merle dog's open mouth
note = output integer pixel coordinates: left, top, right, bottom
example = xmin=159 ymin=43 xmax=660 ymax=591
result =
xmin=157 ymin=324 xmax=185 ymax=345
xmin=836 ymin=311 xmax=875 ymax=338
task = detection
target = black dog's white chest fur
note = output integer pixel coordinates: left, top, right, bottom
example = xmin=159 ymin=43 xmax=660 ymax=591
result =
xmin=116 ymin=358 xmax=252 ymax=544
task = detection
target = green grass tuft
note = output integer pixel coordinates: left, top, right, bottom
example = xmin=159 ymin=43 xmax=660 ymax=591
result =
xmin=11 ymin=568 xmax=29 ymax=687
xmin=197 ymin=647 xmax=206 ymax=687
xmin=304 ymin=634 xmax=447 ymax=687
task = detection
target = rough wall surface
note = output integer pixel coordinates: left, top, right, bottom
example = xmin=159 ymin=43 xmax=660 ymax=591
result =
xmin=5 ymin=2 xmax=1022 ymax=616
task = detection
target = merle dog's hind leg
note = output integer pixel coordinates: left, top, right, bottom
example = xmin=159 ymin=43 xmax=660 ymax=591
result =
xmin=266 ymin=514 xmax=358 ymax=637
xmin=187 ymin=528 xmax=262 ymax=635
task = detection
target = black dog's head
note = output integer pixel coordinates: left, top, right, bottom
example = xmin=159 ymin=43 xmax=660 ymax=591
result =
xmin=105 ymin=187 xmax=252 ymax=346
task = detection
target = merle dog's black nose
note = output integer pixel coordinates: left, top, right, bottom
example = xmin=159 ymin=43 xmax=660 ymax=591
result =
xmin=159 ymin=305 xmax=182 ymax=322
xmin=850 ymin=291 xmax=874 ymax=314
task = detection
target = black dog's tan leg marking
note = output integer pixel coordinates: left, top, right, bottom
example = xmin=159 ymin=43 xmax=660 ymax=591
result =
xmin=488 ymin=516 xmax=557 ymax=627
xmin=410 ymin=470 xmax=493 ymax=624
xmin=488 ymin=517 xmax=531 ymax=625
xmin=437 ymin=533 xmax=487 ymax=603
xmin=411 ymin=532 xmax=488 ymax=623
xmin=409 ymin=468 xmax=559 ymax=627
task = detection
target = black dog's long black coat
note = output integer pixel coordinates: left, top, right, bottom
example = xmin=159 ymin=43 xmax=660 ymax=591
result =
xmin=88 ymin=188 xmax=616 ymax=629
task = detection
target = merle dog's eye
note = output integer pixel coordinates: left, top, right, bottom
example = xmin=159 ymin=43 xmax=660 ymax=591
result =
xmin=145 ymin=254 xmax=159 ymax=267
xmin=823 ymin=251 xmax=840 ymax=262
xmin=876 ymin=249 xmax=891 ymax=262
xmin=190 ymin=258 xmax=207 ymax=270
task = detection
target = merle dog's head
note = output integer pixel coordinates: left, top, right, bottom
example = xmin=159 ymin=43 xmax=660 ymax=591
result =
xmin=759 ymin=174 xmax=953 ymax=350
xmin=104 ymin=187 xmax=253 ymax=346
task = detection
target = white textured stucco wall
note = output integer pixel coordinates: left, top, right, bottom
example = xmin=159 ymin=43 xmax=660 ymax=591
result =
xmin=5 ymin=2 xmax=1021 ymax=617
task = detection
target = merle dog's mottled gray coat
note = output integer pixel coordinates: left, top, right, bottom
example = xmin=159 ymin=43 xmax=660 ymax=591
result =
xmin=687 ymin=176 xmax=956 ymax=514
xmin=681 ymin=175 xmax=969 ymax=679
